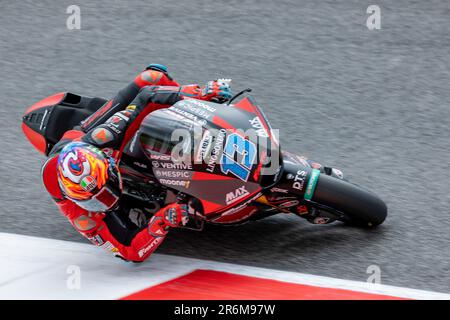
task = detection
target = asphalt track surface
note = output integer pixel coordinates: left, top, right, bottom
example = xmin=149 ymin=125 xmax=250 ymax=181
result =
xmin=1 ymin=0 xmax=450 ymax=293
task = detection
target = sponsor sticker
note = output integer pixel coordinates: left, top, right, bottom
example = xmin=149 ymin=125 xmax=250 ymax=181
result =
xmin=133 ymin=161 xmax=148 ymax=169
xmin=206 ymin=129 xmax=226 ymax=173
xmin=100 ymin=241 xmax=120 ymax=254
xmin=150 ymin=154 xmax=172 ymax=161
xmin=153 ymin=169 xmax=191 ymax=179
xmin=138 ymin=238 xmax=163 ymax=258
xmin=292 ymin=170 xmax=307 ymax=191
xmin=88 ymin=234 xmax=104 ymax=246
xmin=195 ymin=130 xmax=212 ymax=163
xmin=225 ymin=186 xmax=250 ymax=205
xmin=160 ymin=162 xmax=192 ymax=170
xmin=249 ymin=116 xmax=269 ymax=138
xmin=159 ymin=179 xmax=190 ymax=188
xmin=304 ymin=169 xmax=321 ymax=200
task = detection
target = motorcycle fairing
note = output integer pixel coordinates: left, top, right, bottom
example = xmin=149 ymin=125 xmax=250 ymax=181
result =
xmin=22 ymin=92 xmax=66 ymax=154
xmin=138 ymin=97 xmax=281 ymax=214
xmin=22 ymin=92 xmax=108 ymax=155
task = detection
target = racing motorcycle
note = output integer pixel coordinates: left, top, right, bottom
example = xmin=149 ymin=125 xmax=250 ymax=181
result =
xmin=22 ymin=89 xmax=387 ymax=229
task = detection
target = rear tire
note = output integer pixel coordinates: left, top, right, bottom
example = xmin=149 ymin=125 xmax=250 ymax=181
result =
xmin=311 ymin=174 xmax=387 ymax=227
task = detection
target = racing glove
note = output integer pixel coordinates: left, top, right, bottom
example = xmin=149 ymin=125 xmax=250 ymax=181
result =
xmin=161 ymin=203 xmax=189 ymax=228
xmin=181 ymin=79 xmax=233 ymax=103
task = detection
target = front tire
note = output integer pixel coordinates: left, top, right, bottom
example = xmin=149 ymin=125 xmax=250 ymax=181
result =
xmin=311 ymin=174 xmax=387 ymax=227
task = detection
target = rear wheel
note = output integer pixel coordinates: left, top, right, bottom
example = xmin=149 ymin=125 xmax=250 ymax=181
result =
xmin=311 ymin=174 xmax=387 ymax=227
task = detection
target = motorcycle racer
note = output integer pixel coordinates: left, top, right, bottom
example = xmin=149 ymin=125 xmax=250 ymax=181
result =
xmin=41 ymin=64 xmax=232 ymax=262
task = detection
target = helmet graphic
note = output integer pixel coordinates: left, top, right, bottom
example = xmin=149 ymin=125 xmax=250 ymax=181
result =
xmin=57 ymin=142 xmax=122 ymax=212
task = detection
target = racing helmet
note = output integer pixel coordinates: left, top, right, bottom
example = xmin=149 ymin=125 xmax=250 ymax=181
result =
xmin=56 ymin=142 xmax=122 ymax=212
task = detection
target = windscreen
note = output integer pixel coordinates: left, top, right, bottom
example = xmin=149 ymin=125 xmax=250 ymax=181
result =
xmin=139 ymin=109 xmax=195 ymax=157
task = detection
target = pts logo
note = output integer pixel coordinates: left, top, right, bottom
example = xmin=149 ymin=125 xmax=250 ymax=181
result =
xmin=292 ymin=170 xmax=307 ymax=191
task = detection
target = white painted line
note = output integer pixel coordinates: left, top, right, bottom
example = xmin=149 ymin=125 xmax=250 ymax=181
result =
xmin=0 ymin=232 xmax=448 ymax=300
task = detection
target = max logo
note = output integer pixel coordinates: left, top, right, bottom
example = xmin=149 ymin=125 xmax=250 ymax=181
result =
xmin=225 ymin=186 xmax=250 ymax=205
xmin=249 ymin=117 xmax=269 ymax=138
xmin=62 ymin=151 xmax=90 ymax=184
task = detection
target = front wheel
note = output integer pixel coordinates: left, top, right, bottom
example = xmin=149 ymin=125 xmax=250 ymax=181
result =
xmin=310 ymin=174 xmax=387 ymax=227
